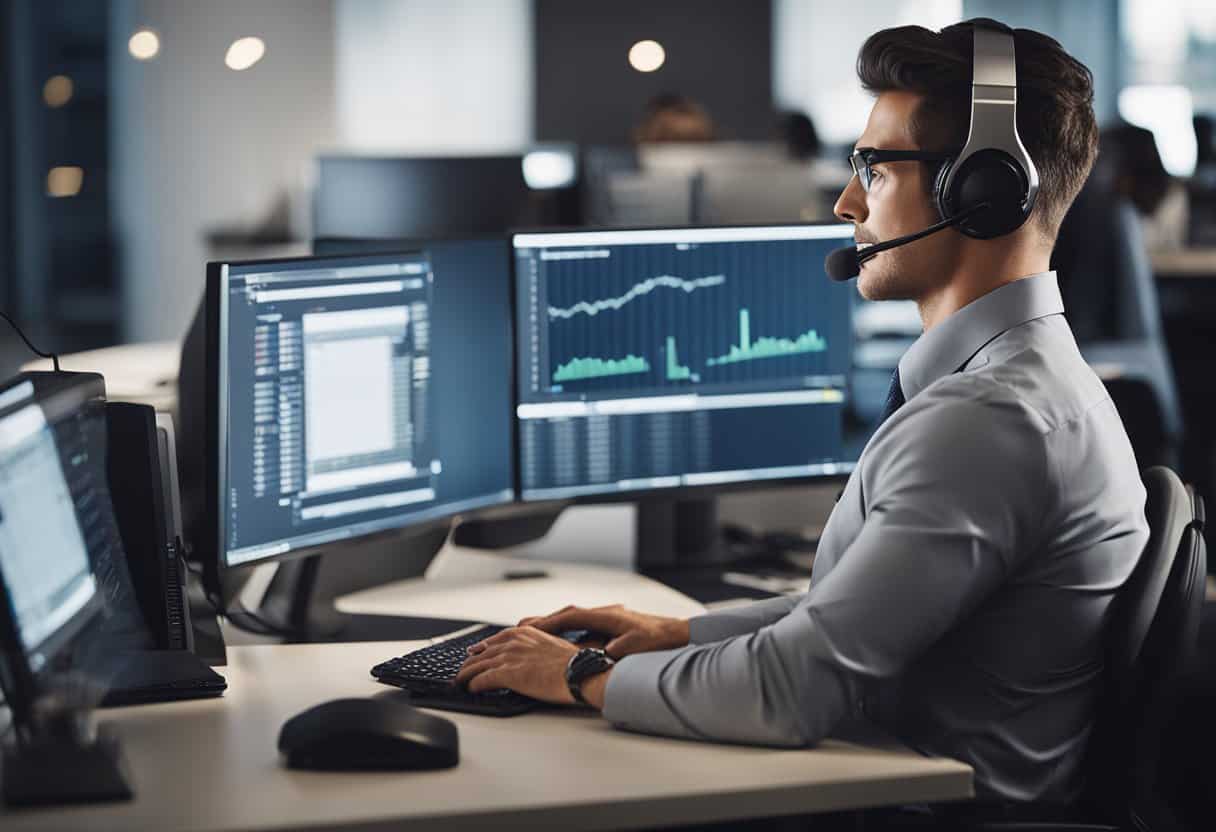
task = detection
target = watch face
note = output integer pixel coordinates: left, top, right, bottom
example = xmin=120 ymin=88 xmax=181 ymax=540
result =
xmin=568 ymin=648 xmax=613 ymax=683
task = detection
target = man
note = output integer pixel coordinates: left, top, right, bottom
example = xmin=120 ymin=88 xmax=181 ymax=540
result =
xmin=457 ymin=20 xmax=1148 ymax=805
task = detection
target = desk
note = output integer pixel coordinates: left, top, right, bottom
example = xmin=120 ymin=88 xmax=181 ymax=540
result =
xmin=0 ymin=641 xmax=972 ymax=832
xmin=1151 ymin=248 xmax=1216 ymax=278
xmin=336 ymin=546 xmax=709 ymax=624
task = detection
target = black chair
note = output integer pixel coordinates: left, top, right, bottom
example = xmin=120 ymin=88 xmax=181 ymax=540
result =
xmin=1051 ymin=187 xmax=1184 ymax=470
xmin=967 ymin=467 xmax=1207 ymax=832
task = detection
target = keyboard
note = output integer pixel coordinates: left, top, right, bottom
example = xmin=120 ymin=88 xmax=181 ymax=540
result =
xmin=371 ymin=625 xmax=537 ymax=716
xmin=371 ymin=624 xmax=598 ymax=717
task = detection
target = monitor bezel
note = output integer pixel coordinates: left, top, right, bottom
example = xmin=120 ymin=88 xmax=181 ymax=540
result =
xmin=507 ymin=220 xmax=858 ymax=506
xmin=204 ymin=248 xmax=519 ymax=586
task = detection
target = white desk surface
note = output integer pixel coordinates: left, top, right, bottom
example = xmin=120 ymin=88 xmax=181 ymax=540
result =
xmin=336 ymin=546 xmax=708 ymax=624
xmin=1 ymin=641 xmax=972 ymax=832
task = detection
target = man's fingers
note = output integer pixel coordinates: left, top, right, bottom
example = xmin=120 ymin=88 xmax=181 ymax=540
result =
xmin=604 ymin=633 xmax=636 ymax=659
xmin=475 ymin=626 xmax=530 ymax=650
xmin=455 ymin=646 xmax=507 ymax=684
xmin=467 ymin=666 xmax=514 ymax=693
xmin=533 ymin=607 xmax=623 ymax=635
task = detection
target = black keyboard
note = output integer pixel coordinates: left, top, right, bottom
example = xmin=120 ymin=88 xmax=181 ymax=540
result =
xmin=371 ymin=625 xmax=537 ymax=716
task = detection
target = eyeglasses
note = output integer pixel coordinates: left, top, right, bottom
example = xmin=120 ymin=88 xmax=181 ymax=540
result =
xmin=848 ymin=147 xmax=957 ymax=193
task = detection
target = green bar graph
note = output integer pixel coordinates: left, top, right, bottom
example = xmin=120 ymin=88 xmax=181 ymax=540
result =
xmin=666 ymin=336 xmax=694 ymax=381
xmin=553 ymin=354 xmax=650 ymax=383
xmin=707 ymin=308 xmax=827 ymax=367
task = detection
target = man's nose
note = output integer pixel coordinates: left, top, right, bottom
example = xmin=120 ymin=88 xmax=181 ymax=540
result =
xmin=834 ymin=176 xmax=867 ymax=224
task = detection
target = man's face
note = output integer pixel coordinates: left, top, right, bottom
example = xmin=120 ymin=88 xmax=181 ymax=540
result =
xmin=834 ymin=91 xmax=960 ymax=301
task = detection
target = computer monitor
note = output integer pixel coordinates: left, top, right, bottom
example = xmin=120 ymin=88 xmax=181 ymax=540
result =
xmin=512 ymin=223 xmax=861 ymax=560
xmin=0 ymin=374 xmax=107 ymax=729
xmin=314 ymin=155 xmax=536 ymax=240
xmin=199 ymin=245 xmax=515 ymax=637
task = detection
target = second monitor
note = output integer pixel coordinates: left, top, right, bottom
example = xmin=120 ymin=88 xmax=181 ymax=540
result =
xmin=513 ymin=224 xmax=858 ymax=501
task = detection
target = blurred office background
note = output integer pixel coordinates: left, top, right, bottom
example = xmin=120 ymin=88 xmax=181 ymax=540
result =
xmin=2 ymin=0 xmax=1216 ymax=498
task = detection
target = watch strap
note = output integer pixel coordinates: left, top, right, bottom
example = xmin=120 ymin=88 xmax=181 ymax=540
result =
xmin=566 ymin=648 xmax=614 ymax=705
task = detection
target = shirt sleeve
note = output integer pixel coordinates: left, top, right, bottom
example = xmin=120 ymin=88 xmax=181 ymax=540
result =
xmin=603 ymin=389 xmax=1050 ymax=746
xmin=687 ymin=595 xmax=801 ymax=644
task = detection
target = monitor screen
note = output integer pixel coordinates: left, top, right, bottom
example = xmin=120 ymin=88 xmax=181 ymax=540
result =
xmin=513 ymin=224 xmax=860 ymax=501
xmin=0 ymin=382 xmax=100 ymax=675
xmin=215 ymin=245 xmax=514 ymax=569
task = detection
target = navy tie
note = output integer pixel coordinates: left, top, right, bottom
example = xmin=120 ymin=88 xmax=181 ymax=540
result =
xmin=877 ymin=366 xmax=906 ymax=426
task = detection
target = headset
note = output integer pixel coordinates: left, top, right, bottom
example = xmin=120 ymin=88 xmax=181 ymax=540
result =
xmin=934 ymin=21 xmax=1040 ymax=239
xmin=826 ymin=21 xmax=1043 ymax=280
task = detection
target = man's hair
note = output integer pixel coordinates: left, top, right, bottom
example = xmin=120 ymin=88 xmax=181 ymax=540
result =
xmin=856 ymin=18 xmax=1098 ymax=238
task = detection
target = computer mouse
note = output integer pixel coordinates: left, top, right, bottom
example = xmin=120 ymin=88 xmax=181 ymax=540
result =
xmin=278 ymin=697 xmax=459 ymax=771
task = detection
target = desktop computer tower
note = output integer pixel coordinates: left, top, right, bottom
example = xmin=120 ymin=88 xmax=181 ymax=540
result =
xmin=105 ymin=402 xmax=193 ymax=652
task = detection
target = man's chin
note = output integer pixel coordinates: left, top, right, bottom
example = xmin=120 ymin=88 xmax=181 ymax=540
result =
xmin=857 ymin=259 xmax=918 ymax=302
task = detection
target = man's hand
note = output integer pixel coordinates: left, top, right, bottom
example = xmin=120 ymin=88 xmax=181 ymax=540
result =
xmin=516 ymin=604 xmax=691 ymax=659
xmin=455 ymin=626 xmax=585 ymax=705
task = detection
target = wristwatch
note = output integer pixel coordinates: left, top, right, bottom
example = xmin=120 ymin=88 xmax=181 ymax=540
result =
xmin=565 ymin=647 xmax=615 ymax=705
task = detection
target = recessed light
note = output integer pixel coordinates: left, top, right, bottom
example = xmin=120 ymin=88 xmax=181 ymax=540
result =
xmin=47 ymin=167 xmax=84 ymax=198
xmin=225 ymin=37 xmax=266 ymax=71
xmin=629 ymin=40 xmax=666 ymax=73
xmin=129 ymin=29 xmax=160 ymax=61
xmin=43 ymin=75 xmax=74 ymax=108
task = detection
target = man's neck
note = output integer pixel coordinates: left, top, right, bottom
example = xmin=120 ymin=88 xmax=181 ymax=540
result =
xmin=917 ymin=245 xmax=1052 ymax=331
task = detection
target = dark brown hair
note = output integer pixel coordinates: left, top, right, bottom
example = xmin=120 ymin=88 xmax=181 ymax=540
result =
xmin=856 ymin=18 xmax=1098 ymax=237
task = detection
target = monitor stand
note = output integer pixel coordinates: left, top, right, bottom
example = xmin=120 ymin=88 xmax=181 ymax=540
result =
xmin=252 ymin=527 xmax=478 ymax=643
xmin=635 ymin=497 xmax=797 ymax=605
xmin=2 ymin=719 xmax=133 ymax=807
xmin=635 ymin=497 xmax=732 ymax=569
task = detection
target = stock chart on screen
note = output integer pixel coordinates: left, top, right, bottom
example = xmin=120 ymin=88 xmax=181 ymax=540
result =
xmin=513 ymin=225 xmax=858 ymax=500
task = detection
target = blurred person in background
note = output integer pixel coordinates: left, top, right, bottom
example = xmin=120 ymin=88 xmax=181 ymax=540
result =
xmin=633 ymin=93 xmax=716 ymax=143
xmin=1095 ymin=122 xmax=1189 ymax=250
xmin=779 ymin=110 xmax=821 ymax=161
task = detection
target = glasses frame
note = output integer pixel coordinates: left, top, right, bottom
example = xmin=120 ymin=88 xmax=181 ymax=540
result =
xmin=848 ymin=148 xmax=958 ymax=193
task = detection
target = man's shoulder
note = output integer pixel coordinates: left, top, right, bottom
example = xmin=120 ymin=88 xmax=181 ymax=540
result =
xmin=909 ymin=336 xmax=1109 ymax=437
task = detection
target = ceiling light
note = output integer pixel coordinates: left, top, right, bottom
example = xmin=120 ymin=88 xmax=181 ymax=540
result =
xmin=523 ymin=148 xmax=577 ymax=189
xmin=128 ymin=29 xmax=160 ymax=61
xmin=47 ymin=167 xmax=84 ymax=198
xmin=225 ymin=37 xmax=266 ymax=71
xmin=43 ymin=75 xmax=73 ymax=108
xmin=629 ymin=40 xmax=666 ymax=73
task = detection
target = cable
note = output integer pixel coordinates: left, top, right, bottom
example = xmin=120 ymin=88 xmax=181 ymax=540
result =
xmin=0 ymin=311 xmax=60 ymax=372
xmin=183 ymin=560 xmax=296 ymax=639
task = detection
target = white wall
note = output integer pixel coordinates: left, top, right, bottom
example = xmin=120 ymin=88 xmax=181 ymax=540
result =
xmin=773 ymin=0 xmax=964 ymax=145
xmin=333 ymin=0 xmax=534 ymax=154
xmin=113 ymin=0 xmax=536 ymax=343
xmin=112 ymin=0 xmax=338 ymax=343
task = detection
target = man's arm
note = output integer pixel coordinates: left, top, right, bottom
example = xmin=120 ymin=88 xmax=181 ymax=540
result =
xmin=601 ymin=395 xmax=1049 ymax=746
xmin=687 ymin=595 xmax=801 ymax=643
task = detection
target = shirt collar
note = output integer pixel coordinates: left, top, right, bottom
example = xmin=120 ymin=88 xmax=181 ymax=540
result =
xmin=897 ymin=271 xmax=1065 ymax=401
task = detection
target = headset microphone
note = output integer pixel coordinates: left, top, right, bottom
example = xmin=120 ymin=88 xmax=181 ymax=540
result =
xmin=824 ymin=203 xmax=990 ymax=282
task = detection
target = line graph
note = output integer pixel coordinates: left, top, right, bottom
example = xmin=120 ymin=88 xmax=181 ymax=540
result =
xmin=548 ymin=274 xmax=726 ymax=320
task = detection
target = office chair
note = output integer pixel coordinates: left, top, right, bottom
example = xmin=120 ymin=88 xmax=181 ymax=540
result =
xmin=1050 ymin=187 xmax=1184 ymax=470
xmin=964 ymin=466 xmax=1207 ymax=832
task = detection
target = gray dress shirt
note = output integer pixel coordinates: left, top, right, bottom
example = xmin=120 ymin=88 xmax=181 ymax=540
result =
xmin=603 ymin=272 xmax=1148 ymax=803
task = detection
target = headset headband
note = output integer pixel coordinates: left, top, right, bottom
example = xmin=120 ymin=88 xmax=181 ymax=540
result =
xmin=935 ymin=24 xmax=1040 ymax=238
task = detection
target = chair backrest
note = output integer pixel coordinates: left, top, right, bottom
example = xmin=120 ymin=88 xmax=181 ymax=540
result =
xmin=1084 ymin=466 xmax=1207 ymax=818
xmin=1051 ymin=185 xmax=1164 ymax=344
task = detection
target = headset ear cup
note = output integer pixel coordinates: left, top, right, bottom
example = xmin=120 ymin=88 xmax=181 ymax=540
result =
xmin=934 ymin=159 xmax=955 ymax=222
xmin=942 ymin=150 xmax=1032 ymax=239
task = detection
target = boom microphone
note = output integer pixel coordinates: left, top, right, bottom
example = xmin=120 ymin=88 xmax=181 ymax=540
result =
xmin=824 ymin=203 xmax=991 ymax=282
